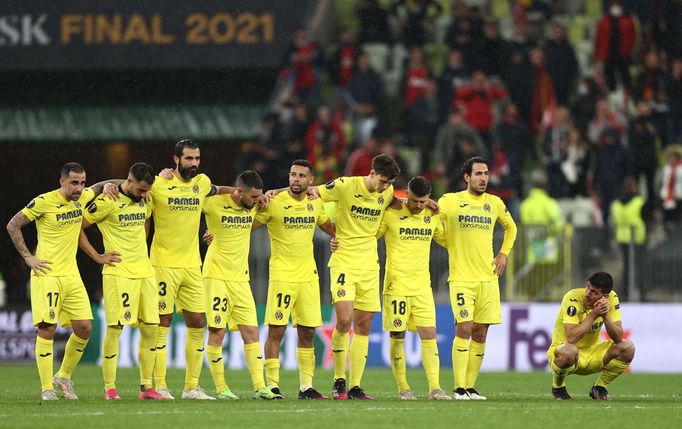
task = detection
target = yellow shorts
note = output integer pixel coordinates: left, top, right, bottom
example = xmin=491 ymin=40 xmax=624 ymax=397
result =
xmin=102 ymin=275 xmax=160 ymax=326
xmin=547 ymin=341 xmax=614 ymax=376
xmin=30 ymin=274 xmax=92 ymax=328
xmin=330 ymin=267 xmax=380 ymax=312
xmin=264 ymin=281 xmax=322 ymax=327
xmin=205 ymin=278 xmax=257 ymax=331
xmin=382 ymin=292 xmax=436 ymax=332
xmin=449 ymin=279 xmax=501 ymax=325
xmin=154 ymin=266 xmax=205 ymax=315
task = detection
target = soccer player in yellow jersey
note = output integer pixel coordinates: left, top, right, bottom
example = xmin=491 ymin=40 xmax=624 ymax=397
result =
xmin=150 ymin=139 xmax=218 ymax=400
xmin=376 ymin=176 xmax=452 ymax=401
xmin=548 ymin=272 xmax=635 ymax=400
xmin=6 ymin=162 xmax=115 ymax=400
xmin=438 ymin=157 xmax=517 ymax=400
xmin=79 ymin=163 xmax=163 ymax=401
xmin=256 ymin=160 xmax=335 ymax=400
xmin=316 ymin=154 xmax=400 ymax=400
xmin=202 ymin=170 xmax=280 ymax=400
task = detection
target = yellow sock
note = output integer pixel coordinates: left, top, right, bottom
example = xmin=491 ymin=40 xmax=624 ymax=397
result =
xmin=154 ymin=325 xmax=170 ymax=388
xmin=35 ymin=336 xmax=54 ymax=392
xmin=389 ymin=337 xmax=409 ymax=392
xmin=102 ymin=326 xmax=122 ymax=390
xmin=465 ymin=340 xmax=485 ymax=389
xmin=595 ymin=359 xmax=630 ymax=388
xmin=331 ymin=328 xmax=349 ymax=381
xmin=206 ymin=345 xmax=227 ymax=393
xmin=138 ymin=323 xmax=157 ymax=390
xmin=421 ymin=339 xmax=441 ymax=391
xmin=184 ymin=327 xmax=205 ymax=391
xmin=264 ymin=358 xmax=280 ymax=388
xmin=452 ymin=336 xmax=469 ymax=389
xmin=550 ymin=360 xmax=570 ymax=388
xmin=349 ymin=334 xmax=369 ymax=388
xmin=58 ymin=333 xmax=88 ymax=379
xmin=296 ymin=347 xmax=315 ymax=391
xmin=244 ymin=342 xmax=265 ymax=391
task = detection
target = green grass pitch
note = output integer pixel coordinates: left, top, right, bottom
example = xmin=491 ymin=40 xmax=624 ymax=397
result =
xmin=0 ymin=366 xmax=681 ymax=428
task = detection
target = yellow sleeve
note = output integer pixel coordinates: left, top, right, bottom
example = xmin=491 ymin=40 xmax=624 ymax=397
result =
xmin=255 ymin=204 xmax=270 ymax=224
xmin=437 ymin=196 xmax=449 ymax=222
xmin=608 ymin=292 xmax=622 ymax=323
xmin=318 ymin=177 xmax=347 ymax=202
xmin=496 ymin=198 xmax=517 ymax=255
xmin=316 ymin=200 xmax=330 ymax=225
xmin=561 ymin=292 xmax=581 ymax=325
xmin=83 ymin=196 xmax=112 ymax=224
xmin=433 ymin=215 xmax=446 ymax=247
xmin=21 ymin=195 xmax=45 ymax=221
xmin=376 ymin=215 xmax=388 ymax=239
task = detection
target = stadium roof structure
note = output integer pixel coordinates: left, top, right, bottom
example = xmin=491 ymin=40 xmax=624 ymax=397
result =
xmin=0 ymin=104 xmax=263 ymax=141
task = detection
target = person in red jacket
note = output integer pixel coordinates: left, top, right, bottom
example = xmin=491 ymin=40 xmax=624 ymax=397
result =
xmin=452 ymin=70 xmax=507 ymax=143
xmin=595 ymin=1 xmax=637 ymax=91
xmin=305 ymin=105 xmax=346 ymax=183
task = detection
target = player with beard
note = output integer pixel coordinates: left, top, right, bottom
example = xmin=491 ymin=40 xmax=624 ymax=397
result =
xmin=255 ymin=160 xmax=335 ymax=399
xmin=202 ymin=170 xmax=281 ymax=399
xmin=438 ymin=157 xmax=517 ymax=400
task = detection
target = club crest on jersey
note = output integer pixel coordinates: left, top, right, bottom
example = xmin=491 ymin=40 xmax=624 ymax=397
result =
xmin=74 ymin=201 xmax=81 ymax=209
xmin=192 ymin=185 xmax=200 ymax=194
xmin=274 ymin=311 xmax=284 ymax=321
xmin=393 ymin=319 xmax=402 ymax=328
xmin=49 ymin=309 xmax=56 ymax=320
xmin=307 ymin=203 xmax=314 ymax=212
xmin=483 ymin=203 xmax=491 ymax=212
xmin=124 ymin=311 xmax=132 ymax=321
xmin=424 ymin=215 xmax=431 ymax=224
xmin=460 ymin=309 xmax=469 ymax=318
xmin=214 ymin=315 xmax=222 ymax=325
xmin=158 ymin=301 xmax=167 ymax=311
xmin=377 ymin=196 xmax=385 ymax=205
xmin=87 ymin=203 xmax=97 ymax=214
xmin=325 ymin=180 xmax=335 ymax=189
xmin=337 ymin=289 xmax=346 ymax=298
xmin=26 ymin=199 xmax=36 ymax=209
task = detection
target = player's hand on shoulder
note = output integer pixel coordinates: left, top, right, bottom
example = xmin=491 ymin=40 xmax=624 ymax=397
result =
xmin=426 ymin=198 xmax=440 ymax=214
xmin=97 ymin=251 xmax=122 ymax=266
xmin=25 ymin=255 xmax=52 ymax=275
xmin=103 ymin=183 xmax=120 ymax=201
xmin=388 ymin=197 xmax=404 ymax=210
xmin=258 ymin=190 xmax=275 ymax=208
xmin=329 ymin=237 xmax=339 ymax=252
xmin=203 ymin=230 xmax=214 ymax=246
xmin=158 ymin=168 xmax=174 ymax=180
xmin=307 ymin=186 xmax=320 ymax=200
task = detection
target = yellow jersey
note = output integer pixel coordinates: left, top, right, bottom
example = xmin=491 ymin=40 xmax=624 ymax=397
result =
xmin=438 ymin=190 xmax=517 ymax=282
xmin=255 ymin=191 xmax=329 ymax=282
xmin=21 ymin=188 xmax=95 ymax=277
xmin=202 ymin=194 xmax=257 ymax=281
xmin=318 ymin=176 xmax=393 ymax=270
xmin=150 ymin=173 xmax=212 ymax=268
xmin=83 ymin=192 xmax=155 ymax=278
xmin=550 ymin=288 xmax=622 ymax=349
xmin=377 ymin=203 xmax=445 ymax=295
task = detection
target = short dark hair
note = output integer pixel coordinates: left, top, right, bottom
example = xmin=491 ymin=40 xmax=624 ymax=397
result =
xmin=61 ymin=162 xmax=85 ymax=178
xmin=174 ymin=139 xmax=199 ymax=158
xmin=462 ymin=156 xmax=487 ymax=177
xmin=371 ymin=154 xmax=401 ymax=179
xmin=292 ymin=159 xmax=314 ymax=176
xmin=408 ymin=176 xmax=431 ymax=197
xmin=236 ymin=170 xmax=263 ymax=190
xmin=129 ymin=162 xmax=155 ymax=185
xmin=587 ymin=271 xmax=613 ymax=294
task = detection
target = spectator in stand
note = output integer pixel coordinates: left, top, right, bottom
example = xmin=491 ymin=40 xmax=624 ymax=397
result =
xmin=328 ymin=29 xmax=358 ymax=90
xmin=633 ymin=50 xmax=671 ymax=146
xmin=502 ymin=48 xmax=534 ymax=127
xmin=378 ymin=138 xmax=409 ymax=190
xmin=629 ymin=100 xmax=660 ymax=222
xmin=572 ymin=78 xmax=604 ymax=135
xmin=403 ymin=47 xmax=430 ymax=111
xmin=487 ymin=135 xmax=517 ymax=207
xmin=390 ymin=0 xmax=443 ymax=47
xmin=588 ymin=98 xmax=626 ymax=147
xmin=452 ymin=70 xmax=507 ymax=144
xmin=445 ymin=4 xmax=483 ymax=70
xmin=356 ymin=0 xmax=391 ymax=45
xmin=595 ymin=1 xmax=637 ymax=92
xmin=305 ymin=105 xmax=346 ymax=183
xmin=407 ymin=78 xmax=440 ymax=173
xmin=434 ymin=108 xmax=487 ymax=182
xmin=480 ymin=21 xmax=506 ymax=78
xmin=543 ymin=106 xmax=575 ymax=198
xmin=345 ymin=130 xmax=381 ymax=177
xmin=347 ymin=51 xmax=383 ymax=146
xmin=496 ymin=102 xmax=534 ymax=196
xmin=529 ymin=47 xmax=557 ymax=132
xmin=660 ymin=147 xmax=682 ymax=230
xmin=292 ymin=102 xmax=311 ymax=143
xmin=437 ymin=49 xmax=471 ymax=123
xmin=563 ymin=128 xmax=590 ymax=198
xmin=545 ymin=22 xmax=579 ymax=106
xmin=284 ymin=27 xmax=323 ymax=106
xmin=670 ymin=58 xmax=682 ymax=144
xmin=594 ymin=128 xmax=632 ymax=226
